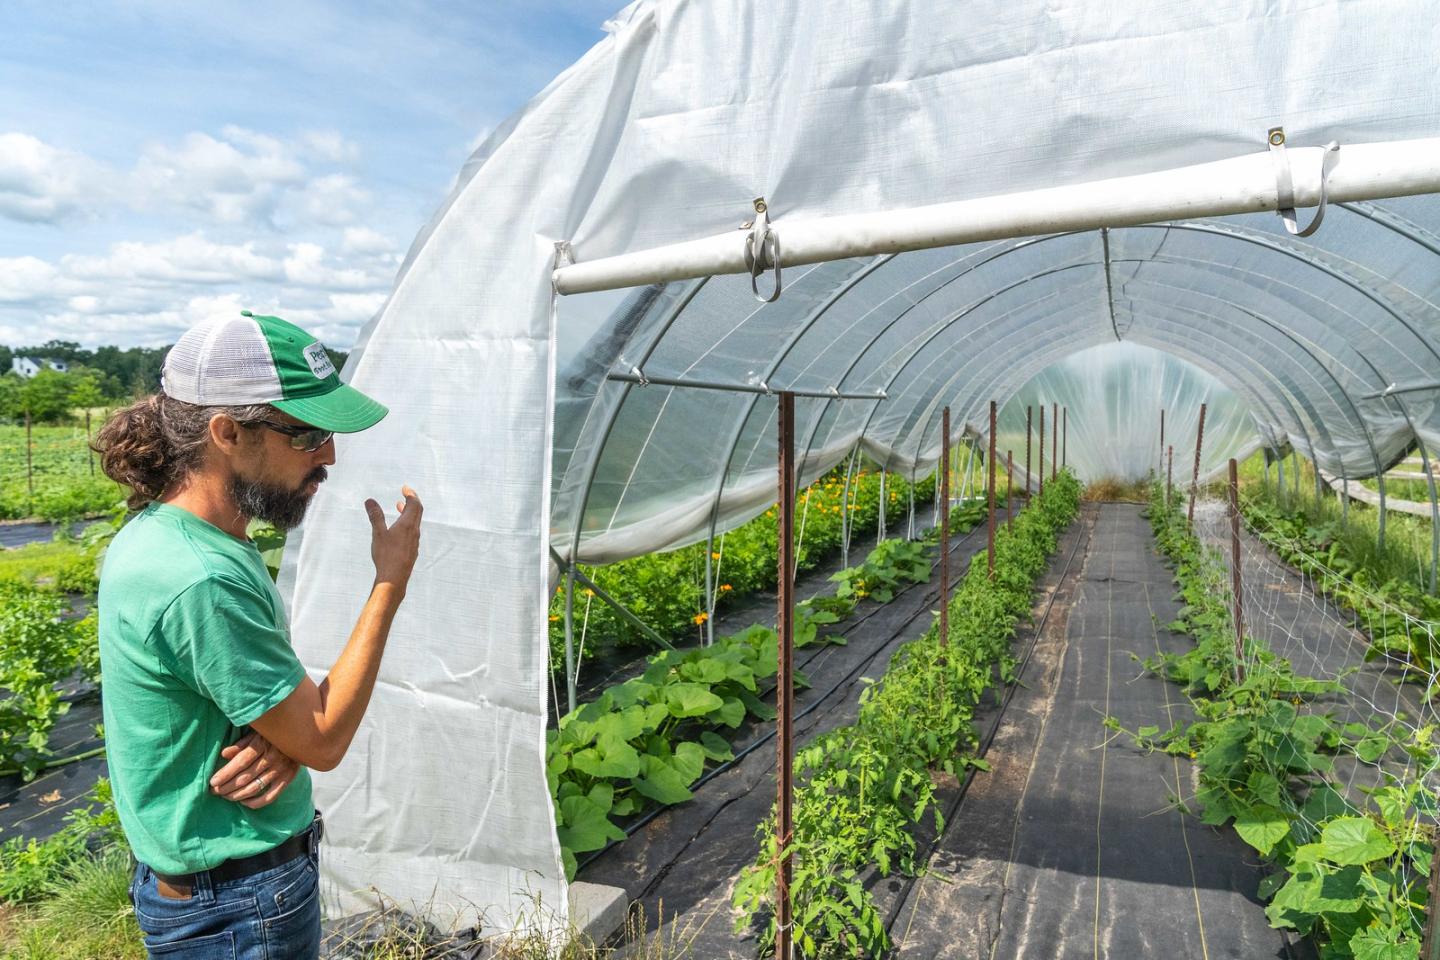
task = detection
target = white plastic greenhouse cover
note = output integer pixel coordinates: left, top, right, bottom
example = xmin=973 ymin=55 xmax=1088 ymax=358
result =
xmin=277 ymin=0 xmax=1440 ymax=929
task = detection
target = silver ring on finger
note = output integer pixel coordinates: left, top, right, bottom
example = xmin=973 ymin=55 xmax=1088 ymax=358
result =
xmin=255 ymin=776 xmax=267 ymax=793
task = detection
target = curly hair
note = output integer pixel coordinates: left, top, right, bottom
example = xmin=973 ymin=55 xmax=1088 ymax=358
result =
xmin=93 ymin=395 xmax=272 ymax=509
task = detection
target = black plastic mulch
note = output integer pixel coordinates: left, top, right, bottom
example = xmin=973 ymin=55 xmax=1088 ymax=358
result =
xmin=0 ymin=685 xmax=106 ymax=844
xmin=891 ymin=502 xmax=1307 ymax=960
xmin=587 ymin=504 xmax=1030 ymax=957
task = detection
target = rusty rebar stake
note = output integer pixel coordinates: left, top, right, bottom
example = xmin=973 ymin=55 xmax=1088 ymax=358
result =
xmin=1025 ymin=406 xmax=1032 ymax=496
xmin=1051 ymin=402 xmax=1058 ymax=481
xmin=1038 ymin=405 xmax=1045 ymax=497
xmin=988 ymin=400 xmax=997 ymax=577
xmin=1006 ymin=450 xmax=1014 ymax=525
xmin=775 ymin=392 xmax=796 ymax=960
xmin=939 ymin=406 xmax=951 ymax=646
xmin=1188 ymin=403 xmax=1208 ymax=524
xmin=1228 ymin=458 xmax=1245 ymax=683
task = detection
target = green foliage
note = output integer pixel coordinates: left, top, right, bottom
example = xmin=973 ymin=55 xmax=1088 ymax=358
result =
xmin=1240 ymin=491 xmax=1440 ymax=677
xmin=0 ymin=779 xmax=126 ymax=905
xmin=0 ymin=424 xmax=125 ymax=521
xmin=548 ymin=466 xmax=935 ymax=668
xmin=1135 ymin=483 xmax=1433 ymax=958
xmin=547 ymin=625 xmax=785 ymax=878
xmin=0 ymin=583 xmax=102 ymax=779
xmin=830 ymin=538 xmax=931 ymax=604
xmin=733 ymin=472 xmax=1082 ymax=957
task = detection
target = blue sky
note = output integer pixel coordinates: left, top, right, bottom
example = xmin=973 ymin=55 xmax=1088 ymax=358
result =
xmin=0 ymin=0 xmax=621 ymax=349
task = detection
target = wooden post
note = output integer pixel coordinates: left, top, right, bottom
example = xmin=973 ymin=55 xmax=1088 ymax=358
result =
xmin=1038 ymin=405 xmax=1045 ymax=497
xmin=988 ymin=401 xmax=997 ymax=577
xmin=1187 ymin=403 xmax=1208 ymax=524
xmin=25 ymin=410 xmax=33 ymax=500
xmin=1229 ymin=458 xmax=1245 ymax=683
xmin=775 ymin=392 xmax=796 ymax=960
xmin=1062 ymin=406 xmax=1067 ymax=468
xmin=939 ymin=407 xmax=951 ymax=647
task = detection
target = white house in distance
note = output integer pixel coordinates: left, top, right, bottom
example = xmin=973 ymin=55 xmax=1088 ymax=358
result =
xmin=10 ymin=357 xmax=68 ymax=378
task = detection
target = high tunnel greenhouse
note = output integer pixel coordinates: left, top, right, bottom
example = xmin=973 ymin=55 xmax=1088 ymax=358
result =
xmin=273 ymin=0 xmax=1440 ymax=953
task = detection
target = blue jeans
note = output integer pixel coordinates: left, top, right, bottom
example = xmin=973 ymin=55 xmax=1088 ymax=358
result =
xmin=130 ymin=848 xmax=321 ymax=959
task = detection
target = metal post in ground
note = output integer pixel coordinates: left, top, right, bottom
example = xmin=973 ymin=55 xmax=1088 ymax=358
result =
xmin=86 ymin=409 xmax=94 ymax=475
xmin=1422 ymin=828 xmax=1440 ymax=960
xmin=775 ymin=391 xmax=796 ymax=960
xmin=839 ymin=444 xmax=860 ymax=568
xmin=1051 ymin=402 xmax=1057 ymax=481
xmin=1025 ymin=406 xmax=1032 ymax=495
xmin=988 ymin=400 xmax=997 ymax=577
xmin=564 ymin=564 xmax=577 ymax=716
xmin=1038 ymin=405 xmax=1045 ymax=497
xmin=1159 ymin=408 xmax=1165 ymax=477
xmin=704 ymin=531 xmax=715 ymax=647
xmin=1188 ymin=402 xmax=1208 ymax=524
xmin=1062 ymin=406 xmax=1067 ymax=469
xmin=878 ymin=469 xmax=887 ymax=541
xmin=1006 ymin=450 xmax=1014 ymax=524
xmin=1166 ymin=446 xmax=1174 ymax=508
xmin=1229 ymin=458 xmax=1246 ymax=683
xmin=939 ymin=406 xmax=951 ymax=647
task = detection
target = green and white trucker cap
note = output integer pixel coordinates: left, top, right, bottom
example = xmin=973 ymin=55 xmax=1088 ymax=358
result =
xmin=161 ymin=311 xmax=387 ymax=432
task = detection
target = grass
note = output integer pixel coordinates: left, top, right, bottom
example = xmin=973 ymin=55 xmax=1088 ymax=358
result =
xmin=0 ymin=539 xmax=100 ymax=594
xmin=1081 ymin=476 xmax=1149 ymax=502
xmin=320 ymin=897 xmax=700 ymax=959
xmin=0 ymin=849 xmax=144 ymax=960
xmin=1230 ymin=450 xmax=1436 ymax=594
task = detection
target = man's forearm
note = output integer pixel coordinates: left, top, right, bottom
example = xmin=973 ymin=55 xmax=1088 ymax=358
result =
xmin=310 ymin=582 xmax=406 ymax=769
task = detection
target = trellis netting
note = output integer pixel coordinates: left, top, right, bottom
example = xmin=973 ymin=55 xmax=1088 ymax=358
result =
xmin=276 ymin=0 xmax=1440 ymax=930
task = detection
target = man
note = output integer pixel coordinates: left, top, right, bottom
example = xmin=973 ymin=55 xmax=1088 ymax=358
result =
xmin=95 ymin=311 xmax=421 ymax=959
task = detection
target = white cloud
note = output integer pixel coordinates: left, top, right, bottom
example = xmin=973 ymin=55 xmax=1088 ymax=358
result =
xmin=0 ymin=133 xmax=110 ymax=224
xmin=132 ymin=128 xmax=306 ymax=225
xmin=2 ymin=232 xmax=397 ymax=348
xmin=63 ymin=233 xmax=283 ymax=285
xmin=1 ymin=127 xmax=379 ymax=232
xmin=0 ymin=256 xmax=65 ymax=303
xmin=301 ymin=130 xmax=361 ymax=165
xmin=285 ymin=173 xmax=370 ymax=227
xmin=340 ymin=226 xmax=395 ymax=256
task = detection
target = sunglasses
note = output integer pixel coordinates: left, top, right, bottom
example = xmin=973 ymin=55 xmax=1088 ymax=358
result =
xmin=242 ymin=420 xmax=335 ymax=452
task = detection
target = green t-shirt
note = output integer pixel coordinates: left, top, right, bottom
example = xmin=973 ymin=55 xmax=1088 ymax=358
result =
xmin=98 ymin=502 xmax=313 ymax=875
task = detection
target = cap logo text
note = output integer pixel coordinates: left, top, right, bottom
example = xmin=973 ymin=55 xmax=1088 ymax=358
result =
xmin=303 ymin=342 xmax=336 ymax=379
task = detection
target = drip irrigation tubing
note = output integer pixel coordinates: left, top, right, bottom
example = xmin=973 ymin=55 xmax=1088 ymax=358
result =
xmin=575 ymin=507 xmax=1008 ymax=875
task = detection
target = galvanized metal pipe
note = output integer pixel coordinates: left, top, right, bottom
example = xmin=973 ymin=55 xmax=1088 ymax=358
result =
xmin=988 ymin=401 xmax=997 ymax=577
xmin=939 ymin=406 xmax=951 ymax=647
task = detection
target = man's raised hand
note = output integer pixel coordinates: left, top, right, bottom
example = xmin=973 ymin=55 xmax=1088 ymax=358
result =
xmin=364 ymin=485 xmax=422 ymax=594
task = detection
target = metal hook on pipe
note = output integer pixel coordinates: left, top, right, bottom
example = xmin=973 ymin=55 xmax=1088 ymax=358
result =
xmin=1267 ymin=127 xmax=1340 ymax=238
xmin=743 ymin=197 xmax=783 ymax=303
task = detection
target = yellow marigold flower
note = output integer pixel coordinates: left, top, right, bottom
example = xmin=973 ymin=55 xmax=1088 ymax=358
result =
xmin=693 ymin=612 xmax=709 ymax=625
xmin=583 ymin=588 xmax=595 ymax=597
xmin=721 ymin=584 xmax=733 ymax=592
xmin=549 ymin=614 xmax=561 ymax=622
xmin=711 ymin=551 xmax=722 ymax=560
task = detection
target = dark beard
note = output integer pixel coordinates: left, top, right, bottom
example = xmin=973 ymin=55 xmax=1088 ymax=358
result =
xmin=229 ymin=467 xmax=327 ymax=531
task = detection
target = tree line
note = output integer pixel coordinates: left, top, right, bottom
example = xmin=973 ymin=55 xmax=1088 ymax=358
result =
xmin=1 ymin=340 xmax=349 ymax=424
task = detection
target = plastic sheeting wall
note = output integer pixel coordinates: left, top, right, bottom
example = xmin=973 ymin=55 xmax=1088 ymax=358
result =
xmin=276 ymin=0 xmax=1440 ymax=930
xmin=996 ymin=342 xmax=1257 ymax=485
